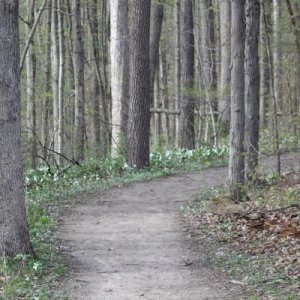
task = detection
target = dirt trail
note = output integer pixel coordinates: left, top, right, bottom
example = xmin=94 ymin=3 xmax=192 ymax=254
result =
xmin=57 ymin=153 xmax=300 ymax=300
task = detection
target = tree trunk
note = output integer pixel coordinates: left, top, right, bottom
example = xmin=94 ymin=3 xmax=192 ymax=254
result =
xmin=259 ymin=4 xmax=269 ymax=129
xmin=174 ymin=0 xmax=181 ymax=147
xmin=51 ymin=0 xmax=59 ymax=155
xmin=200 ymin=0 xmax=217 ymax=118
xmin=229 ymin=0 xmax=246 ymax=202
xmin=0 ymin=0 xmax=32 ymax=256
xmin=26 ymin=0 xmax=37 ymax=169
xmin=245 ymin=0 xmax=260 ymax=181
xmin=273 ymin=0 xmax=282 ymax=111
xmin=42 ymin=0 xmax=52 ymax=159
xmin=57 ymin=0 xmax=65 ymax=164
xmin=110 ymin=0 xmax=129 ymax=157
xmin=219 ymin=0 xmax=231 ymax=134
xmin=127 ymin=0 xmax=151 ymax=168
xmin=87 ymin=1 xmax=102 ymax=157
xmin=73 ymin=0 xmax=85 ymax=161
xmin=178 ymin=0 xmax=194 ymax=149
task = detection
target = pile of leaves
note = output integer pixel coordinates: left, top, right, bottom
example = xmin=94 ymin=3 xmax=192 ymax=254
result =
xmin=184 ymin=173 xmax=300 ymax=299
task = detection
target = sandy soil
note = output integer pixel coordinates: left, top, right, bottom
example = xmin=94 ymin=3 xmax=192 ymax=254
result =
xmin=57 ymin=153 xmax=300 ymax=300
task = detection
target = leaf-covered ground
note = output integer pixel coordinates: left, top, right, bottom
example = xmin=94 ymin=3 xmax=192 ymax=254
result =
xmin=184 ymin=172 xmax=300 ymax=299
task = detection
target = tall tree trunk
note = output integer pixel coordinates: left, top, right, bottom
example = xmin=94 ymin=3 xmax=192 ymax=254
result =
xmin=245 ymin=0 xmax=260 ymax=181
xmin=51 ymin=0 xmax=59 ymax=154
xmin=285 ymin=0 xmax=300 ymax=118
xmin=259 ymin=4 xmax=269 ymax=129
xmin=0 ymin=0 xmax=32 ymax=256
xmin=26 ymin=0 xmax=37 ymax=169
xmin=219 ymin=0 xmax=231 ymax=134
xmin=87 ymin=1 xmax=102 ymax=157
xmin=57 ymin=0 xmax=65 ymax=163
xmin=110 ymin=0 xmax=129 ymax=157
xmin=127 ymin=0 xmax=151 ymax=168
xmin=149 ymin=2 xmax=164 ymax=145
xmin=174 ymin=0 xmax=181 ymax=146
xmin=42 ymin=1 xmax=52 ymax=159
xmin=273 ymin=0 xmax=282 ymax=111
xmin=229 ymin=0 xmax=246 ymax=202
xmin=178 ymin=0 xmax=194 ymax=149
xmin=200 ymin=0 xmax=217 ymax=117
xmin=73 ymin=0 xmax=85 ymax=161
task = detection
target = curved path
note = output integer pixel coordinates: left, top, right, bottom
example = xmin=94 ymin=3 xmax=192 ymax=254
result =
xmin=57 ymin=153 xmax=299 ymax=300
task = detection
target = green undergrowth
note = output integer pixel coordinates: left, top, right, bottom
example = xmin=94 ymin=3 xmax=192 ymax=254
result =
xmin=183 ymin=173 xmax=300 ymax=299
xmin=0 ymin=145 xmax=228 ymax=300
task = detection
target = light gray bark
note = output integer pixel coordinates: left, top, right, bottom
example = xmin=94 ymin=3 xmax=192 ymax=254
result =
xmin=51 ymin=0 xmax=59 ymax=154
xmin=178 ymin=0 xmax=195 ymax=149
xmin=0 ymin=0 xmax=32 ymax=256
xmin=259 ymin=5 xmax=269 ymax=129
xmin=127 ymin=0 xmax=151 ymax=168
xmin=273 ymin=0 xmax=282 ymax=110
xmin=174 ymin=0 xmax=181 ymax=146
xmin=73 ymin=0 xmax=85 ymax=161
xmin=150 ymin=2 xmax=164 ymax=146
xmin=219 ymin=0 xmax=231 ymax=133
xmin=245 ymin=0 xmax=260 ymax=181
xmin=200 ymin=0 xmax=217 ymax=118
xmin=229 ymin=0 xmax=246 ymax=202
xmin=42 ymin=1 xmax=52 ymax=159
xmin=57 ymin=0 xmax=65 ymax=163
xmin=26 ymin=0 xmax=37 ymax=169
xmin=110 ymin=0 xmax=129 ymax=157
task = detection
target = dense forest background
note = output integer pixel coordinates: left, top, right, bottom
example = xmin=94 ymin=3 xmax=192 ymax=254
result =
xmin=19 ymin=0 xmax=300 ymax=167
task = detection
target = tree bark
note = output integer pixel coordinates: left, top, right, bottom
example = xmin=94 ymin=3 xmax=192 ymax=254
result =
xmin=127 ymin=0 xmax=151 ymax=168
xmin=273 ymin=0 xmax=283 ymax=111
xmin=73 ymin=0 xmax=85 ymax=161
xmin=51 ymin=0 xmax=59 ymax=155
xmin=178 ymin=0 xmax=195 ymax=149
xmin=174 ymin=0 xmax=181 ymax=146
xmin=219 ymin=0 xmax=231 ymax=133
xmin=245 ymin=0 xmax=260 ymax=181
xmin=0 ymin=0 xmax=32 ymax=256
xmin=150 ymin=2 xmax=164 ymax=146
xmin=57 ymin=0 xmax=65 ymax=164
xmin=87 ymin=0 xmax=102 ymax=157
xmin=42 ymin=0 xmax=52 ymax=159
xmin=110 ymin=0 xmax=130 ymax=157
xmin=26 ymin=0 xmax=37 ymax=169
xmin=229 ymin=0 xmax=246 ymax=202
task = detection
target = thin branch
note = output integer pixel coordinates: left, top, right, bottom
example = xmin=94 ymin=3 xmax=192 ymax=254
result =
xmin=20 ymin=0 xmax=48 ymax=72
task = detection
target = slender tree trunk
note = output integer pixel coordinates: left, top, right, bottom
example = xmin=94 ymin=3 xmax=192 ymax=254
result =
xmin=174 ymin=0 xmax=181 ymax=146
xmin=110 ymin=0 xmax=129 ymax=157
xmin=127 ymin=0 xmax=151 ymax=168
xmin=0 ymin=0 xmax=32 ymax=256
xmin=57 ymin=0 xmax=65 ymax=163
xmin=178 ymin=0 xmax=195 ymax=149
xmin=87 ymin=1 xmax=102 ymax=157
xmin=219 ymin=0 xmax=231 ymax=134
xmin=51 ymin=0 xmax=59 ymax=154
xmin=42 ymin=1 xmax=52 ymax=159
xmin=245 ymin=0 xmax=260 ymax=181
xmin=262 ymin=1 xmax=281 ymax=175
xmin=200 ymin=0 xmax=217 ymax=117
xmin=73 ymin=0 xmax=85 ymax=161
xmin=273 ymin=0 xmax=283 ymax=111
xmin=149 ymin=2 xmax=164 ymax=145
xmin=259 ymin=4 xmax=269 ymax=129
xmin=229 ymin=0 xmax=246 ymax=202
xmin=26 ymin=0 xmax=37 ymax=169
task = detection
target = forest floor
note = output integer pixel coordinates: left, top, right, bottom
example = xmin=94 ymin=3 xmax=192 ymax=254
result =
xmin=55 ymin=153 xmax=300 ymax=300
